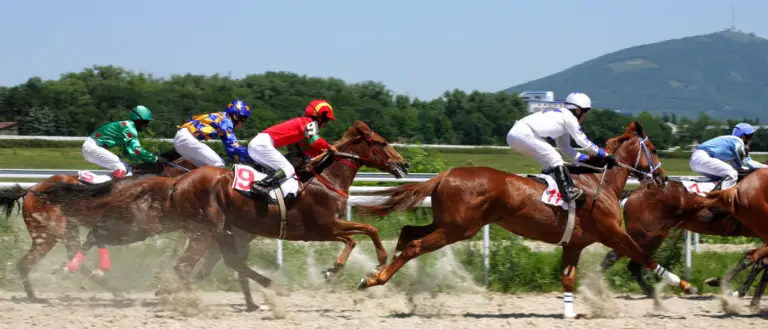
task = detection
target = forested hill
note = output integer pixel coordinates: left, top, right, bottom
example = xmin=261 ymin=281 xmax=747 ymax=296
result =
xmin=504 ymin=30 xmax=768 ymax=120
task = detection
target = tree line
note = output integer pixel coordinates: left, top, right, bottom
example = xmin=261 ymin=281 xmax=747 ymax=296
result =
xmin=0 ymin=65 xmax=765 ymax=150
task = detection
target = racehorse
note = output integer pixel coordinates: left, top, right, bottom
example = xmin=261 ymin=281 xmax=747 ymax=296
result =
xmin=354 ymin=121 xmax=696 ymax=319
xmin=33 ymin=120 xmax=410 ymax=311
xmin=598 ymin=178 xmax=759 ymax=298
xmin=0 ymin=150 xmax=195 ymax=302
xmin=700 ymin=167 xmax=768 ymax=298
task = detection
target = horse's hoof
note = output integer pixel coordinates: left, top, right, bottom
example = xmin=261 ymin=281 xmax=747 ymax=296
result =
xmin=704 ymin=277 xmax=721 ymax=287
xmin=111 ymin=291 xmax=127 ymax=299
xmin=89 ymin=269 xmax=105 ymax=279
xmin=246 ymin=304 xmax=260 ymax=312
xmin=357 ymin=277 xmax=370 ymax=290
xmin=683 ymin=285 xmax=699 ymax=295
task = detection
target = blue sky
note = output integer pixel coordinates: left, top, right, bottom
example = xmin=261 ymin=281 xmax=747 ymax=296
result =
xmin=2 ymin=0 xmax=767 ymax=100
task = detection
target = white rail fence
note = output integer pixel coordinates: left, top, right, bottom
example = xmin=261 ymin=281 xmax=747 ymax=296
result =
xmin=2 ymin=134 xmax=767 ymax=154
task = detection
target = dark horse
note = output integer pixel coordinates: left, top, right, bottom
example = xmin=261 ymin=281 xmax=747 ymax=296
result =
xmin=33 ymin=120 xmax=410 ymax=311
xmin=354 ymin=122 xmax=696 ymax=319
xmin=0 ymin=150 xmax=195 ymax=302
xmin=598 ymin=172 xmax=763 ymax=299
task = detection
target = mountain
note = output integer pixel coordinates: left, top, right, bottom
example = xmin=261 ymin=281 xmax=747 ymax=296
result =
xmin=503 ymin=30 xmax=768 ymax=120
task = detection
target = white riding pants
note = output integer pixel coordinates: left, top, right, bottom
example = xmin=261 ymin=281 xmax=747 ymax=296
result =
xmin=174 ymin=128 xmax=225 ymax=168
xmin=81 ymin=138 xmax=130 ymax=174
xmin=689 ymin=149 xmax=739 ymax=189
xmin=247 ymin=133 xmax=295 ymax=179
xmin=506 ymin=121 xmax=564 ymax=171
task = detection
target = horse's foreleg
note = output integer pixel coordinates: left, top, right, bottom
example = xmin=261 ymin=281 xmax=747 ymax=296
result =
xmin=598 ymin=249 xmax=622 ymax=273
xmin=330 ymin=219 xmax=387 ymax=267
xmin=172 ymin=231 xmax=213 ymax=291
xmin=324 ymin=235 xmax=356 ymax=282
xmin=216 ymin=232 xmax=275 ymax=311
xmin=62 ymin=224 xmax=122 ymax=297
xmin=358 ymin=227 xmax=459 ymax=290
xmin=560 ymin=246 xmax=583 ymax=319
xmin=65 ymin=226 xmax=104 ymax=273
xmin=595 ymin=221 xmax=697 ymax=295
xmin=750 ymin=264 xmax=768 ymax=311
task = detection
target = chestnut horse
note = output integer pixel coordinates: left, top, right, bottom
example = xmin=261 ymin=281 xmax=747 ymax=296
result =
xmin=355 ymin=122 xmax=696 ymax=319
xmin=700 ymin=167 xmax=768 ymax=298
xmin=598 ymin=178 xmax=759 ymax=298
xmin=0 ymin=150 xmax=194 ymax=302
xmin=34 ymin=120 xmax=410 ymax=311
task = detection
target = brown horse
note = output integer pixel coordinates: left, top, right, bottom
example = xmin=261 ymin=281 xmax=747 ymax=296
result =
xmin=0 ymin=150 xmax=195 ymax=302
xmin=34 ymin=120 xmax=410 ymax=311
xmin=700 ymin=167 xmax=768 ymax=297
xmin=598 ymin=178 xmax=759 ymax=298
xmin=354 ymin=122 xmax=696 ymax=319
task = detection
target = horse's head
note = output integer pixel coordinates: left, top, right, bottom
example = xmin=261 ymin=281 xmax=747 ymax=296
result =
xmin=131 ymin=150 xmax=197 ymax=177
xmin=335 ymin=120 xmax=410 ymax=178
xmin=604 ymin=121 xmax=665 ymax=186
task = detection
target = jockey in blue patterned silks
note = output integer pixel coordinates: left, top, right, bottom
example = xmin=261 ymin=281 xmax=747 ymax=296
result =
xmin=174 ymin=100 xmax=255 ymax=167
xmin=689 ymin=122 xmax=766 ymax=190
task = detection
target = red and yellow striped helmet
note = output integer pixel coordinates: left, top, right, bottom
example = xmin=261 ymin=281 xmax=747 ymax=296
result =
xmin=305 ymin=100 xmax=336 ymax=121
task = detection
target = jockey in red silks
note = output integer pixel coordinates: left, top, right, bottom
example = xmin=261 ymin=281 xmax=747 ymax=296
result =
xmin=247 ymin=100 xmax=337 ymax=199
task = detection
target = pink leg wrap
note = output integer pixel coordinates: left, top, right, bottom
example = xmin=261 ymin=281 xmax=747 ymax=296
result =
xmin=98 ymin=248 xmax=111 ymax=271
xmin=66 ymin=252 xmax=85 ymax=272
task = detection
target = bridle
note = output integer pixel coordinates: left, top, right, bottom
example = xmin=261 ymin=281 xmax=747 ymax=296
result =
xmin=307 ymin=134 xmax=396 ymax=198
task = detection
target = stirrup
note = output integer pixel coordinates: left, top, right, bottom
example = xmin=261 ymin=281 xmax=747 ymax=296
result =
xmin=565 ymin=188 xmax=583 ymax=202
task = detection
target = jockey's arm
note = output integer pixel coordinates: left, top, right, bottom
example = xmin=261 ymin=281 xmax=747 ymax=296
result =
xmin=302 ymin=121 xmax=332 ymax=156
xmin=564 ymin=117 xmax=607 ymax=159
xmin=554 ymin=135 xmax=589 ymax=162
xmin=215 ymin=117 xmax=254 ymax=164
xmin=122 ymin=127 xmax=158 ymax=163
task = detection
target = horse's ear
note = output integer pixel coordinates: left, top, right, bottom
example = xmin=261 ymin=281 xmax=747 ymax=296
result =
xmin=354 ymin=120 xmax=372 ymax=136
xmin=633 ymin=120 xmax=645 ymax=137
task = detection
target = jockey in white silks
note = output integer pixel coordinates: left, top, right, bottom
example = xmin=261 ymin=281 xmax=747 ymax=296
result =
xmin=506 ymin=92 xmax=618 ymax=202
xmin=689 ymin=122 xmax=766 ymax=191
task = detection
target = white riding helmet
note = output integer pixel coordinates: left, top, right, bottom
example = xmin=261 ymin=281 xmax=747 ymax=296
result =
xmin=564 ymin=92 xmax=592 ymax=111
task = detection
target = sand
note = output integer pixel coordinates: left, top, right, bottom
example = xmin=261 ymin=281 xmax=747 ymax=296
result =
xmin=0 ymin=288 xmax=765 ymax=329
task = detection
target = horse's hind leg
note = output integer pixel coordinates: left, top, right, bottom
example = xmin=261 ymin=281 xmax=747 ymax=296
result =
xmin=17 ymin=235 xmax=56 ymax=302
xmin=599 ymin=249 xmax=623 ymax=273
xmin=395 ymin=224 xmax=436 ymax=253
xmin=216 ymin=232 xmax=275 ymax=312
xmin=560 ymin=246 xmax=584 ymax=319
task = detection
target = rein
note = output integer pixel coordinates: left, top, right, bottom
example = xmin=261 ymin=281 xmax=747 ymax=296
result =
xmin=305 ymin=136 xmax=392 ymax=199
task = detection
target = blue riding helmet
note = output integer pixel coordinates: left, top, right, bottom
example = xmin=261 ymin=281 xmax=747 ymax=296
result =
xmin=226 ymin=100 xmax=251 ymax=119
xmin=732 ymin=123 xmax=756 ymax=138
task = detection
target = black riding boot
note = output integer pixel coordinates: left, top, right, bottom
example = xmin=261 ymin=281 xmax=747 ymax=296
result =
xmin=554 ymin=165 xmax=582 ymax=203
xmin=250 ymin=168 xmax=286 ymax=197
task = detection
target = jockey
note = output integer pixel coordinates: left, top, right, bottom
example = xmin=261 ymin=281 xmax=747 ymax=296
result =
xmin=82 ymin=105 xmax=167 ymax=179
xmin=248 ymin=99 xmax=337 ymax=198
xmin=689 ymin=122 xmax=766 ymax=191
xmin=506 ymin=92 xmax=617 ymax=202
xmin=175 ymin=100 xmax=254 ymax=167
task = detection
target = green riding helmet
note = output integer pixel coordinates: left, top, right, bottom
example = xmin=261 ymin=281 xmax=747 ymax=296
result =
xmin=129 ymin=105 xmax=154 ymax=121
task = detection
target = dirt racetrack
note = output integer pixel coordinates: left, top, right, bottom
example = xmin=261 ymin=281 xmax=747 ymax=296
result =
xmin=0 ymin=288 xmax=766 ymax=329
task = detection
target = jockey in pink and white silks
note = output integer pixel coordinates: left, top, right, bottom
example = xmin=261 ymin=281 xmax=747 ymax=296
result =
xmin=506 ymin=92 xmax=617 ymax=202
xmin=689 ymin=123 xmax=766 ymax=191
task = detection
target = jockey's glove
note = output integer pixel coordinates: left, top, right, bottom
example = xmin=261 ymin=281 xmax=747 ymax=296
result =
xmin=605 ymin=154 xmax=618 ymax=169
xmin=155 ymin=156 xmax=170 ymax=165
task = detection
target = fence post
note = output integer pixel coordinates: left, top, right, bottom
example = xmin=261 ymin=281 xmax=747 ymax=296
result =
xmin=483 ymin=225 xmax=490 ymax=287
xmin=685 ymin=230 xmax=691 ymax=280
xmin=277 ymin=241 xmax=283 ymax=267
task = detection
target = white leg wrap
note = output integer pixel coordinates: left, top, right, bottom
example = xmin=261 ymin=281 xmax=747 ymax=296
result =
xmin=654 ymin=265 xmax=680 ymax=285
xmin=563 ymin=292 xmax=576 ymax=318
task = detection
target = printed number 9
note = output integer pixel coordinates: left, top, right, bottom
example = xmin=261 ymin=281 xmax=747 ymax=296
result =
xmin=305 ymin=121 xmax=319 ymax=138
xmin=237 ymin=168 xmax=253 ymax=189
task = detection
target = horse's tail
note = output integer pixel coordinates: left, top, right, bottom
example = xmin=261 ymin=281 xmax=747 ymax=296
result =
xmin=701 ymin=187 xmax=740 ymax=214
xmin=0 ymin=184 xmax=29 ymax=218
xmin=33 ymin=180 xmax=119 ymax=206
xmin=356 ymin=170 xmax=450 ymax=218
